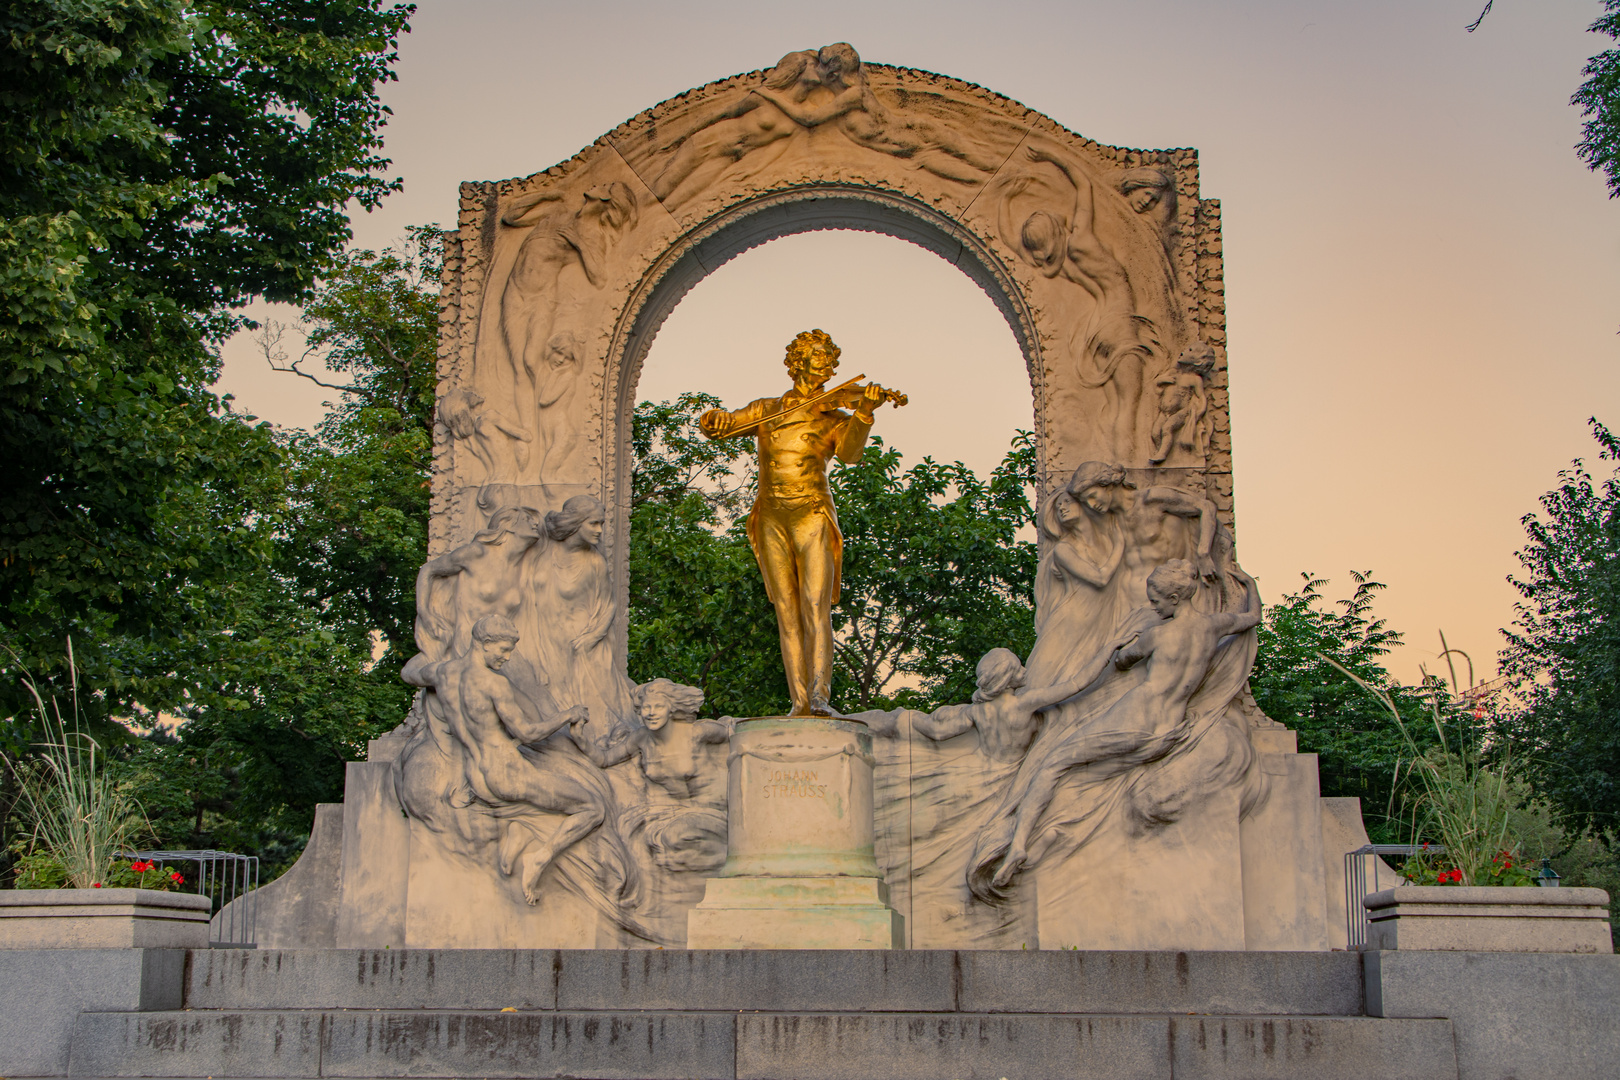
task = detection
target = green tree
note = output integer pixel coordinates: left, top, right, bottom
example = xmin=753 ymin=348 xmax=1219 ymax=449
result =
xmin=0 ymin=1 xmax=414 ymax=712
xmin=1499 ymin=419 xmax=1620 ymax=837
xmin=1 ymin=0 xmax=413 ymax=879
xmin=626 ymin=393 xmax=787 ymax=717
xmin=99 ymin=229 xmax=439 ymax=874
xmin=1249 ymin=572 xmax=1445 ymax=842
xmin=830 ymin=435 xmax=1037 ymax=710
xmin=1575 ymin=0 xmax=1620 ymax=198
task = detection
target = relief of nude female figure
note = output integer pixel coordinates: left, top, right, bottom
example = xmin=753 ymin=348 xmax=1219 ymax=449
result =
xmin=495 ymin=184 xmax=636 ymax=476
xmin=1000 ymin=146 xmax=1162 ymax=462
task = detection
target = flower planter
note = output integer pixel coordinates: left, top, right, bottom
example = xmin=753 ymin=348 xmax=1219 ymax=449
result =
xmin=1363 ymin=885 xmax=1613 ymax=953
xmin=0 ymin=888 xmax=211 ymax=949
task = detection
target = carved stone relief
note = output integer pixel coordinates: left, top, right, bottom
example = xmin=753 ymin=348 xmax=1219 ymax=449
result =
xmin=350 ymin=44 xmax=1320 ymax=951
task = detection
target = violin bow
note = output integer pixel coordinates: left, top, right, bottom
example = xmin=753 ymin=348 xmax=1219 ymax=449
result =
xmin=742 ymin=374 xmax=870 ymax=430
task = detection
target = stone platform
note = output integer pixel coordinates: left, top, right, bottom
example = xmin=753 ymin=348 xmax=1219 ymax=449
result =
xmin=6 ymin=946 xmax=1616 ymax=1079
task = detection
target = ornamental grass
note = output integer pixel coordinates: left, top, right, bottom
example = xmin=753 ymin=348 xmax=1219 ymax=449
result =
xmin=1330 ymin=643 xmax=1533 ymax=887
xmin=5 ymin=641 xmax=148 ymax=889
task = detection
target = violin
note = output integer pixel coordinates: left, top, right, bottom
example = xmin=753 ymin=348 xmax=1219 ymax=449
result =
xmin=771 ymin=374 xmax=908 ymax=424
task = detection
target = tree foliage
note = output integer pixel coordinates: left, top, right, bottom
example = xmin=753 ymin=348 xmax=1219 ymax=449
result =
xmin=0 ymin=0 xmax=413 ymax=714
xmin=1 ymin=0 xmax=414 ymax=881
xmin=830 ymin=435 xmax=1036 ymax=710
xmin=128 ymin=230 xmax=438 ymax=868
xmin=626 ymin=393 xmax=785 ymax=717
xmin=1575 ymin=0 xmax=1620 ymax=198
xmin=1249 ymin=572 xmax=1446 ymax=842
xmin=1499 ymin=419 xmax=1620 ymax=837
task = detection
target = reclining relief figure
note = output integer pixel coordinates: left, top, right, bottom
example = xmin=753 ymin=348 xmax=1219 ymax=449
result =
xmin=970 ymin=561 xmax=1260 ymax=894
xmin=410 ymin=614 xmax=639 ymax=908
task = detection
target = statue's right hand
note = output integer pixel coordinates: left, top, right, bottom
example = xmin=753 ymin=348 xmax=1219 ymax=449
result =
xmin=565 ymin=705 xmax=590 ymax=726
xmin=698 ymin=409 xmax=728 ymax=438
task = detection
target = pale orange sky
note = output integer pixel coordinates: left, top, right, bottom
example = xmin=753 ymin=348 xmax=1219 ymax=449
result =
xmin=215 ymin=0 xmax=1620 ymax=684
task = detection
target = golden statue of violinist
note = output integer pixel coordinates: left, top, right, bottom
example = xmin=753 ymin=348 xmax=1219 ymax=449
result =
xmin=699 ymin=330 xmax=906 ymax=716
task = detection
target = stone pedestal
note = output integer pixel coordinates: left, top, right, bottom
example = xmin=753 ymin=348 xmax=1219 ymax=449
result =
xmin=688 ymin=718 xmax=902 ymax=949
xmin=1364 ymin=885 xmax=1613 ymax=952
xmin=0 ymin=889 xmax=211 ymax=949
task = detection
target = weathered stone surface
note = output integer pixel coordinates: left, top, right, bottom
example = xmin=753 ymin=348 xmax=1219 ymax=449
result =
xmin=319 ymin=1010 xmax=736 ymax=1079
xmin=1364 ymin=885 xmax=1613 ymax=952
xmin=187 ymin=948 xmax=560 ymax=1010
xmin=1034 ymin=787 xmax=1248 ymax=950
xmin=69 ymin=1009 xmax=323 ymax=1078
xmin=1240 ymin=751 xmax=1330 ymax=950
xmin=688 ymin=876 xmax=903 ymax=949
xmin=50 ymin=949 xmax=1620 ymax=1080
xmin=723 ymin=719 xmax=881 ymax=878
xmin=1165 ymin=1015 xmax=1458 ymax=1080
xmin=216 ymin=802 xmax=342 ymax=949
xmin=557 ymin=948 xmax=955 ymax=1011
xmin=735 ymin=1013 xmax=1457 ymax=1080
xmin=956 ymin=949 xmax=1364 ymax=1015
xmin=1367 ymin=950 xmax=1620 ymax=1080
xmin=0 ymin=948 xmax=183 ymax=1077
xmin=735 ymin=1012 xmax=1170 ymax=1080
xmin=334 ymin=759 xmax=409 ymax=948
xmin=0 ymin=888 xmax=211 ymax=949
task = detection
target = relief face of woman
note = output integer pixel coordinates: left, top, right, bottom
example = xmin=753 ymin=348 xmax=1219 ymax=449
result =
xmin=1079 ymin=483 xmax=1113 ymax=516
xmin=572 ymin=509 xmax=605 ymax=550
xmin=639 ymin=693 xmax=673 ymax=732
xmin=1052 ymin=491 xmax=1081 ymax=529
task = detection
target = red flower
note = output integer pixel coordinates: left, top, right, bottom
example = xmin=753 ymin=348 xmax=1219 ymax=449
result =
xmin=169 ymin=871 xmax=184 ymax=883
xmin=92 ymin=882 xmax=102 ymax=888
xmin=131 ymin=860 xmax=150 ymax=873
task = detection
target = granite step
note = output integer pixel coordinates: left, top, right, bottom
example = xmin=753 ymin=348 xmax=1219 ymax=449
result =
xmin=71 ymin=1007 xmax=1458 ymax=1080
xmin=185 ymin=947 xmax=1368 ymax=1016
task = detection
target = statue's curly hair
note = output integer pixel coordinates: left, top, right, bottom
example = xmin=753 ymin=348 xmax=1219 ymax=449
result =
xmin=783 ymin=329 xmax=840 ymax=375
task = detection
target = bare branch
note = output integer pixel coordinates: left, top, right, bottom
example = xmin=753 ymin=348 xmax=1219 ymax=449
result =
xmin=258 ymin=318 xmax=360 ymax=395
xmin=1465 ymin=0 xmax=1492 ymax=32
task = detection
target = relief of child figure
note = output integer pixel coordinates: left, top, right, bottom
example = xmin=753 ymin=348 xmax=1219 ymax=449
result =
xmin=1148 ymin=343 xmax=1215 ymax=467
xmin=627 ymin=679 xmax=732 ymax=803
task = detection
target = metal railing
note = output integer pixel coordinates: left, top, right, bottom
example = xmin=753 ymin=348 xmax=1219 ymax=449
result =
xmin=1344 ymin=844 xmax=1443 ymax=948
xmin=122 ymin=849 xmax=259 ymax=947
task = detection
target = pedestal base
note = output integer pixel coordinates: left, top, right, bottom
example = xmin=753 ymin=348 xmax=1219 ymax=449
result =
xmin=686 ymin=876 xmax=903 ymax=949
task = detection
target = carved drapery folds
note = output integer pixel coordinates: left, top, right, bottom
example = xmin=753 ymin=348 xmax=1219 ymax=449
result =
xmin=397 ymin=43 xmax=1264 ymax=948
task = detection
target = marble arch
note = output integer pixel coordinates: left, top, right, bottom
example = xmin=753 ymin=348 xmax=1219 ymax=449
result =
xmin=432 ymin=45 xmax=1234 ymax=656
xmin=238 ymin=45 xmax=1348 ymax=956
